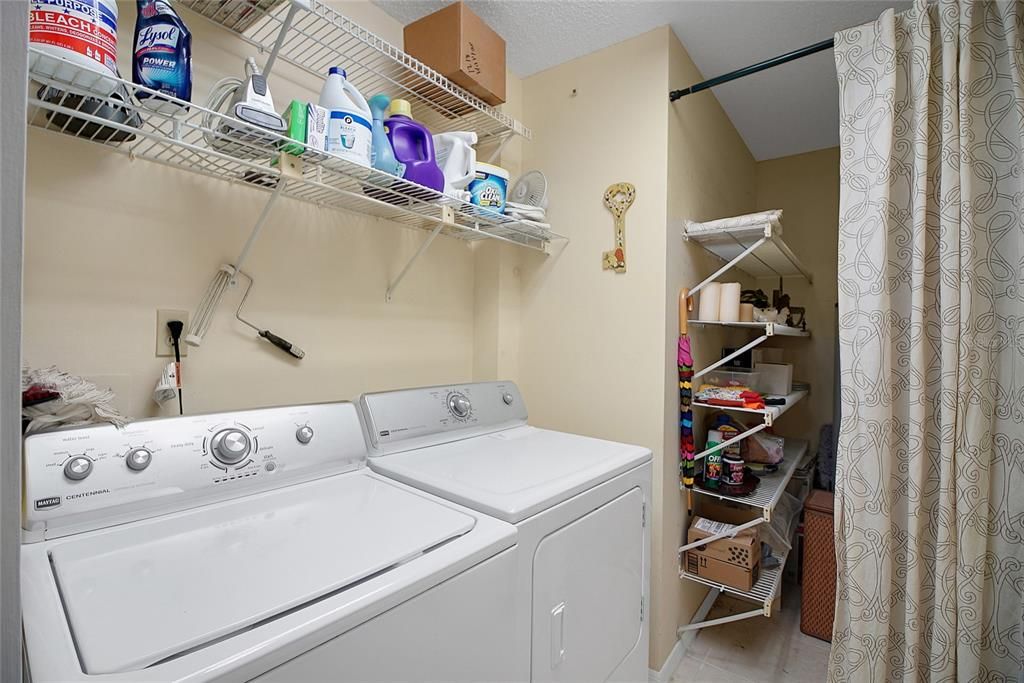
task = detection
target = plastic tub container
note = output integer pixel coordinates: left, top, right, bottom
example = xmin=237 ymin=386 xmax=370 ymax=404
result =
xmin=704 ymin=369 xmax=761 ymax=391
xmin=29 ymin=0 xmax=120 ymax=96
xmin=723 ymin=456 xmax=745 ymax=485
xmin=469 ymin=162 xmax=509 ymax=213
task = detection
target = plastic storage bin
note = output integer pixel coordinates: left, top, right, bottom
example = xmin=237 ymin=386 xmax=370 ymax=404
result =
xmin=703 ymin=369 xmax=761 ymax=391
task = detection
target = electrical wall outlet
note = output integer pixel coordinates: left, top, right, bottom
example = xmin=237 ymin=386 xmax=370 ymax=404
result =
xmin=156 ymin=309 xmax=189 ymax=357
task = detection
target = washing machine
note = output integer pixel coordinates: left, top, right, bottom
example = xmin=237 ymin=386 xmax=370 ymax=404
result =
xmin=359 ymin=381 xmax=652 ymax=683
xmin=21 ymin=401 xmax=520 ymax=682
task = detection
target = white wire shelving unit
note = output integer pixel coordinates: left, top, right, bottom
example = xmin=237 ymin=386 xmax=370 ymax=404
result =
xmin=26 ymin=0 xmax=559 ymax=302
xmin=179 ymin=0 xmax=529 ymax=143
xmin=677 ymin=214 xmax=815 ymax=633
xmin=683 ymin=217 xmax=813 ymax=377
xmin=678 ymin=439 xmax=809 ymax=631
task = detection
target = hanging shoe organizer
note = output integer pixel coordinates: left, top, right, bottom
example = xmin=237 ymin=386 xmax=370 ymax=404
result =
xmin=676 ymin=213 xmax=816 ymax=632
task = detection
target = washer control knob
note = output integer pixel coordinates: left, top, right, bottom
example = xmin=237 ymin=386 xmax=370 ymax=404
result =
xmin=126 ymin=448 xmax=153 ymax=471
xmin=64 ymin=456 xmax=93 ymax=481
xmin=448 ymin=393 xmax=471 ymax=419
xmin=502 ymin=392 xmax=514 ymax=405
xmin=296 ymin=426 xmax=314 ymax=444
xmin=211 ymin=429 xmax=251 ymax=465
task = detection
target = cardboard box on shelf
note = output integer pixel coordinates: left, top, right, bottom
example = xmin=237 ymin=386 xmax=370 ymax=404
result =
xmin=685 ymin=552 xmax=761 ymax=592
xmin=403 ymin=2 xmax=507 ymax=106
xmin=684 ymin=516 xmax=761 ymax=591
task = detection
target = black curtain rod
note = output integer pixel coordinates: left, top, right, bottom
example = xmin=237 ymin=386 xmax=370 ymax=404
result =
xmin=669 ymin=37 xmax=835 ymax=101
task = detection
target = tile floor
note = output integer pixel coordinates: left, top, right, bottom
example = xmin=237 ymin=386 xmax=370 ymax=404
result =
xmin=670 ymin=585 xmax=831 ymax=682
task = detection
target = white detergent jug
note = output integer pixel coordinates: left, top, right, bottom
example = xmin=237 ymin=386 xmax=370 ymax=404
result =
xmin=319 ymin=66 xmax=372 ymax=167
xmin=433 ymin=131 xmax=478 ymax=198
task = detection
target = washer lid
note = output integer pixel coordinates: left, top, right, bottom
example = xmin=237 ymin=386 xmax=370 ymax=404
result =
xmin=49 ymin=473 xmax=476 ymax=675
xmin=369 ymin=426 xmax=651 ymax=523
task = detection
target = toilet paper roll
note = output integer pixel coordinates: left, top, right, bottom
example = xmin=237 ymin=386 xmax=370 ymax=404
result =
xmin=698 ymin=282 xmax=722 ymax=321
xmin=719 ymin=282 xmax=742 ymax=322
xmin=739 ymin=303 xmax=755 ymax=322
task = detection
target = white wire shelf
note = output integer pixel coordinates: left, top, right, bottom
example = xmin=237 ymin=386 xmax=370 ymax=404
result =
xmin=680 ymin=549 xmax=787 ymax=617
xmin=691 ymin=439 xmax=809 ymax=521
xmin=693 ymin=389 xmax=807 ymax=424
xmin=179 ymin=0 xmax=530 ymax=142
xmin=689 ymin=320 xmax=809 ymax=337
xmin=26 ymin=50 xmax=560 ymax=252
xmin=682 ymin=219 xmax=812 ymax=282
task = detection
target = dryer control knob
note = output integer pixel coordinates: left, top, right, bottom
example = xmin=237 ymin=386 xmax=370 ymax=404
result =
xmin=296 ymin=426 xmax=314 ymax=444
xmin=64 ymin=456 xmax=93 ymax=481
xmin=502 ymin=392 xmax=514 ymax=405
xmin=448 ymin=393 xmax=471 ymax=419
xmin=126 ymin=448 xmax=153 ymax=471
xmin=211 ymin=429 xmax=251 ymax=465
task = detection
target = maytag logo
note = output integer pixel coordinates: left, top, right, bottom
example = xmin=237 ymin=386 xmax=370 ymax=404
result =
xmin=34 ymin=496 xmax=61 ymax=511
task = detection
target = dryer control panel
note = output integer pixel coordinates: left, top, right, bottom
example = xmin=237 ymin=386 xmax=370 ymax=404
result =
xmin=23 ymin=402 xmax=366 ymax=541
xmin=360 ymin=381 xmax=528 ymax=455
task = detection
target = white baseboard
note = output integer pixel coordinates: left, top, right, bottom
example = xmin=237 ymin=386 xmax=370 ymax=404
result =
xmin=647 ymin=588 xmax=719 ymax=683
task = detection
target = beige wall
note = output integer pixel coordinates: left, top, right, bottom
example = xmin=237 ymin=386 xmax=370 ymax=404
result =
xmin=516 ymin=27 xmax=669 ymax=446
xmin=22 ymin=2 xmax=491 ymax=417
xmin=754 ymin=147 xmax=840 ymax=447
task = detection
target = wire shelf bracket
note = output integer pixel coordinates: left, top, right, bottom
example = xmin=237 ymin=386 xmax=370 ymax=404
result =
xmin=386 ymin=214 xmax=448 ymax=303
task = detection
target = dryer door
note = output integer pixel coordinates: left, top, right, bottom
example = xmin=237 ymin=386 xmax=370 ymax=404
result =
xmin=532 ymin=487 xmax=644 ymax=683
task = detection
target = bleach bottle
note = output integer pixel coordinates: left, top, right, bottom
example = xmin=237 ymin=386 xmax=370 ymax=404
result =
xmin=319 ymin=67 xmax=372 ymax=167
xmin=385 ymin=99 xmax=444 ymax=192
xmin=133 ymin=0 xmax=192 ymax=113
xmin=30 ymin=0 xmax=119 ymax=96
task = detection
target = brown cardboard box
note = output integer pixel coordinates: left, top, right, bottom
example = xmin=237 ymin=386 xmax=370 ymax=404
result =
xmin=685 ymin=552 xmax=761 ymax=592
xmin=684 ymin=516 xmax=761 ymax=591
xmin=403 ymin=2 xmax=507 ymax=106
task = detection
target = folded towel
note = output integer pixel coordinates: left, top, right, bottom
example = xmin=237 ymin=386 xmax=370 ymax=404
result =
xmin=684 ymin=209 xmax=783 ymax=236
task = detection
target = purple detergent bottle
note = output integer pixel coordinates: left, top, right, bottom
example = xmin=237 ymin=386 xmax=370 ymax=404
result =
xmin=385 ymin=99 xmax=444 ymax=192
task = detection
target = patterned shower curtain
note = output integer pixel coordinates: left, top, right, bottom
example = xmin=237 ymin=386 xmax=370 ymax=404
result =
xmin=831 ymin=1 xmax=1023 ymax=681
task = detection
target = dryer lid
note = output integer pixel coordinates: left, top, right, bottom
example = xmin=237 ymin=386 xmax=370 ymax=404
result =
xmin=369 ymin=426 xmax=651 ymax=523
xmin=49 ymin=473 xmax=476 ymax=675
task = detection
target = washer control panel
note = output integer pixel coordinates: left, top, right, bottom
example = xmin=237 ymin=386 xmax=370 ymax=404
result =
xmin=360 ymin=381 xmax=528 ymax=454
xmin=23 ymin=402 xmax=366 ymax=540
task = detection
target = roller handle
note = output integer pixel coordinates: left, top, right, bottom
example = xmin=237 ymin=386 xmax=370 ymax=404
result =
xmin=259 ymin=330 xmax=305 ymax=359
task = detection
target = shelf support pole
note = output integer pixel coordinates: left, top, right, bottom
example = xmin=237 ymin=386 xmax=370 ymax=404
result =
xmin=485 ymin=131 xmax=514 ymax=164
xmin=262 ymin=0 xmax=303 ymax=80
xmin=693 ymin=334 xmax=768 ymax=380
xmin=677 ymin=605 xmax=765 ymax=633
xmin=386 ymin=222 xmax=445 ymax=302
xmin=230 ymin=179 xmax=286 ymax=282
xmin=687 ymin=235 xmax=768 ymax=297
xmin=692 ymin=421 xmax=768 ymax=461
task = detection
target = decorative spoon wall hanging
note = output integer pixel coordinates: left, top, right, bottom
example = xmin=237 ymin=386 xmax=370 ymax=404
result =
xmin=601 ymin=182 xmax=635 ymax=273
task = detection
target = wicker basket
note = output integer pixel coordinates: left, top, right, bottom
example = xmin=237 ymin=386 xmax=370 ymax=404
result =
xmin=800 ymin=490 xmax=836 ymax=642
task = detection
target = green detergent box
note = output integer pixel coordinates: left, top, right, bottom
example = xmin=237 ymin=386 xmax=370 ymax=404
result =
xmin=282 ymin=100 xmax=329 ymax=154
